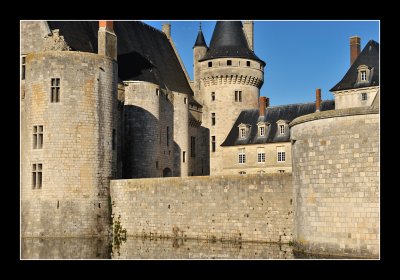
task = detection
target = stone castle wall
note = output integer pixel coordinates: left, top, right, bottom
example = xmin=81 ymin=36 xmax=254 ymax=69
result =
xmin=21 ymin=51 xmax=117 ymax=237
xmin=290 ymin=107 xmax=379 ymax=258
xmin=110 ymin=174 xmax=293 ymax=243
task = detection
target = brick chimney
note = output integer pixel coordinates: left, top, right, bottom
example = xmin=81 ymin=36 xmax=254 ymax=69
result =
xmin=350 ymin=36 xmax=361 ymax=65
xmin=98 ymin=20 xmax=117 ymax=61
xmin=162 ymin=23 xmax=171 ymax=39
xmin=315 ymin=88 xmax=321 ymax=112
xmin=259 ymin=97 xmax=267 ymax=117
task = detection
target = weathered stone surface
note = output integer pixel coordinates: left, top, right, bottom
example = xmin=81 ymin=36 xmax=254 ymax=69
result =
xmin=111 ymin=174 xmax=293 ymax=243
xmin=291 ymin=110 xmax=379 ymax=258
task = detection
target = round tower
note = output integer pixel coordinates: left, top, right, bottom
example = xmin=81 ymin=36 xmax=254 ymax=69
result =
xmin=193 ymin=23 xmax=208 ymax=103
xmin=198 ymin=21 xmax=265 ymax=175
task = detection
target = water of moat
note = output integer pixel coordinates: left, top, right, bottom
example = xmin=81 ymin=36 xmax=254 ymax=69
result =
xmin=21 ymin=237 xmax=346 ymax=259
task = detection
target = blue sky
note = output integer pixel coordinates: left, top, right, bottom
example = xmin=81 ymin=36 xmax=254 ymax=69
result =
xmin=144 ymin=20 xmax=379 ymax=106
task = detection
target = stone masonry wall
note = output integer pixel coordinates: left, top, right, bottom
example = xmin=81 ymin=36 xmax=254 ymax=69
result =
xmin=110 ymin=174 xmax=293 ymax=243
xmin=290 ymin=108 xmax=379 ymax=258
xmin=21 ymin=51 xmax=117 ymax=237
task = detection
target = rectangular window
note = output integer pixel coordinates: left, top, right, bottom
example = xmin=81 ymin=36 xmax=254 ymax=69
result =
xmin=211 ymin=113 xmax=215 ymax=126
xmin=279 ymin=170 xmax=285 ymax=173
xmin=51 ymin=78 xmax=60 ymax=103
xmin=21 ymin=56 xmax=26 ymax=80
xmin=156 ymin=161 xmax=159 ymax=169
xmin=112 ymin=129 xmax=116 ymax=150
xmin=183 ymin=151 xmax=186 ymax=163
xmin=238 ymin=148 xmax=246 ymax=164
xmin=211 ymin=136 xmax=216 ymax=152
xmin=279 ymin=124 xmax=285 ymax=134
xmin=257 ymin=148 xmax=265 ymax=163
xmin=156 ymin=88 xmax=160 ymax=96
xmin=167 ymin=126 xmax=169 ymax=147
xmin=211 ymin=92 xmax=215 ymax=101
xmin=235 ymin=90 xmax=242 ymax=102
xmin=227 ymin=60 xmax=232 ymax=66
xmin=259 ymin=126 xmax=265 ymax=136
xmin=361 ymin=71 xmax=367 ymax=81
xmin=191 ymin=136 xmax=196 ymax=157
xmin=239 ymin=171 xmax=246 ymax=175
xmin=32 ymin=163 xmax=42 ymax=189
xmin=33 ymin=125 xmax=43 ymax=149
xmin=361 ymin=93 xmax=368 ymax=101
xmin=208 ymin=61 xmax=212 ymax=67
xmin=184 ymin=97 xmax=187 ymax=104
xmin=277 ymin=147 xmax=286 ymax=163
xmin=246 ymin=61 xmax=250 ymax=67
xmin=240 ymin=128 xmax=246 ymax=138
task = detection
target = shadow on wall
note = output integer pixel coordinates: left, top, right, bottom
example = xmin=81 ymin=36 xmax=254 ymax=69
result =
xmin=122 ymin=105 xmax=179 ymax=179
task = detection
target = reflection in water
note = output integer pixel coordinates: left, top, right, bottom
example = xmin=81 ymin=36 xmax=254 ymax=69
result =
xmin=22 ymin=237 xmax=296 ymax=259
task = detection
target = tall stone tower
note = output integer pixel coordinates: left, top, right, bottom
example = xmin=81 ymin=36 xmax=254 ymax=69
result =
xmin=21 ymin=21 xmax=118 ymax=237
xmin=196 ymin=21 xmax=265 ymax=175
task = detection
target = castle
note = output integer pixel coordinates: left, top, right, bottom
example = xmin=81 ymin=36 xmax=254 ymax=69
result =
xmin=21 ymin=21 xmax=379 ymax=258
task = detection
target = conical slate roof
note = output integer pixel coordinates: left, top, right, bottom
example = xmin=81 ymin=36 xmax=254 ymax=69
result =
xmin=193 ymin=28 xmax=207 ymax=48
xmin=330 ymin=40 xmax=379 ymax=91
xmin=199 ymin=21 xmax=265 ymax=65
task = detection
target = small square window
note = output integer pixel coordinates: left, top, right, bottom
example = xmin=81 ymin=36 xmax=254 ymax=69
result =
xmin=361 ymin=93 xmax=368 ymax=101
xmin=246 ymin=61 xmax=250 ymax=67
xmin=208 ymin=61 xmax=212 ymax=67
xmin=227 ymin=60 xmax=232 ymax=66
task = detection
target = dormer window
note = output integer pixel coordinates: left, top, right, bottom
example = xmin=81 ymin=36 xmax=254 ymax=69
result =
xmin=259 ymin=127 xmax=265 ymax=136
xmin=279 ymin=125 xmax=285 ymax=134
xmin=238 ymin=123 xmax=251 ymax=139
xmin=257 ymin=121 xmax=269 ymax=137
xmin=361 ymin=71 xmax=367 ymax=81
xmin=276 ymin=120 xmax=288 ymax=135
xmin=357 ymin=65 xmax=371 ymax=83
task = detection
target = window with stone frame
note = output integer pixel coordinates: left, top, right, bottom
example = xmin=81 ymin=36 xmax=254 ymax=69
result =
xmin=240 ymin=128 xmax=246 ymax=138
xmin=211 ymin=113 xmax=216 ymax=126
xmin=235 ymin=90 xmax=242 ymax=102
xmin=279 ymin=124 xmax=285 ymax=134
xmin=32 ymin=163 xmax=42 ymax=189
xmin=361 ymin=71 xmax=367 ymax=81
xmin=211 ymin=92 xmax=215 ymax=101
xmin=257 ymin=148 xmax=265 ymax=163
xmin=277 ymin=147 xmax=286 ymax=162
xmin=361 ymin=92 xmax=368 ymax=101
xmin=51 ymin=78 xmax=60 ymax=103
xmin=259 ymin=126 xmax=265 ymax=136
xmin=238 ymin=148 xmax=246 ymax=164
xmin=33 ymin=125 xmax=43 ymax=149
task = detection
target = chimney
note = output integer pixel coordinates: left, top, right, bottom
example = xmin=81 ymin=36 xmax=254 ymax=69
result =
xmin=259 ymin=96 xmax=267 ymax=117
xmin=162 ymin=23 xmax=171 ymax=39
xmin=315 ymin=88 xmax=321 ymax=112
xmin=98 ymin=20 xmax=117 ymax=61
xmin=350 ymin=36 xmax=361 ymax=65
xmin=243 ymin=21 xmax=254 ymax=51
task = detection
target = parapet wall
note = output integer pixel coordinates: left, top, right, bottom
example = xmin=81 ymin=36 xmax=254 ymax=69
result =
xmin=290 ymin=107 xmax=379 ymax=258
xmin=110 ymin=174 xmax=293 ymax=243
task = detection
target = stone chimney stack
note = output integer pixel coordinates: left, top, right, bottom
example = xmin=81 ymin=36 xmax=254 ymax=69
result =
xmin=98 ymin=20 xmax=117 ymax=61
xmin=259 ymin=96 xmax=267 ymax=117
xmin=162 ymin=23 xmax=171 ymax=39
xmin=315 ymin=88 xmax=321 ymax=112
xmin=243 ymin=21 xmax=254 ymax=51
xmin=350 ymin=36 xmax=361 ymax=65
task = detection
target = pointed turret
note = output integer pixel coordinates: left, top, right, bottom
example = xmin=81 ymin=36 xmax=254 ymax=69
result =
xmin=199 ymin=21 xmax=264 ymax=65
xmin=193 ymin=22 xmax=208 ymax=99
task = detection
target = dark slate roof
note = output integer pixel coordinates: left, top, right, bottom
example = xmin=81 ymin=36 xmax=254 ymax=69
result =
xmin=199 ymin=21 xmax=265 ymax=65
xmin=221 ymin=100 xmax=335 ymax=146
xmin=330 ymin=40 xmax=379 ymax=92
xmin=47 ymin=21 xmax=193 ymax=94
xmin=193 ymin=29 xmax=207 ymax=48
